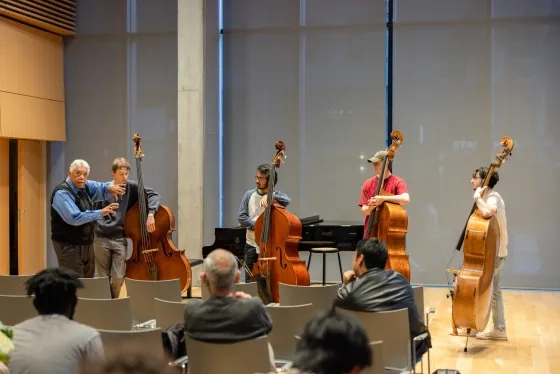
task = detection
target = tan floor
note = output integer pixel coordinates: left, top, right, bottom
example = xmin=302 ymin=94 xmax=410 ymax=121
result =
xmin=121 ymin=282 xmax=560 ymax=373
xmin=419 ymin=287 xmax=560 ymax=374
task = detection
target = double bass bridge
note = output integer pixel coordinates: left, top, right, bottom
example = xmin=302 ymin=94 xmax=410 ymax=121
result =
xmin=142 ymin=248 xmax=159 ymax=254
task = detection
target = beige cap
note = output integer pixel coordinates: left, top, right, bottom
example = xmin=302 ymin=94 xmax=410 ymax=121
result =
xmin=367 ymin=151 xmax=387 ymax=163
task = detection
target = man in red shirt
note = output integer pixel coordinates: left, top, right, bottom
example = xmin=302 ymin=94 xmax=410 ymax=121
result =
xmin=358 ymin=151 xmax=410 ymax=235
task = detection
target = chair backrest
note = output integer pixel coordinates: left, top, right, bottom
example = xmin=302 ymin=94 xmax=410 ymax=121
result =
xmin=234 ymin=282 xmax=259 ymax=297
xmin=154 ymin=298 xmax=185 ymax=330
xmin=335 ymin=307 xmax=411 ymax=370
xmin=0 ymin=274 xmax=32 ymax=296
xmin=78 ymin=277 xmax=112 ymax=299
xmin=294 ymin=336 xmax=384 ymax=374
xmin=278 ymin=282 xmax=339 ymax=315
xmin=201 ymin=282 xmax=258 ymax=301
xmin=201 ymin=282 xmax=209 ymax=300
xmin=124 ymin=278 xmax=182 ymax=322
xmin=0 ymin=295 xmax=37 ymax=326
xmin=74 ymin=297 xmax=133 ymax=330
xmin=98 ymin=327 xmax=163 ymax=358
xmin=185 ymin=335 xmax=272 ymax=374
xmin=362 ymin=340 xmax=384 ymax=374
xmin=411 ymin=285 xmax=425 ymax=320
xmin=266 ymin=303 xmax=314 ymax=360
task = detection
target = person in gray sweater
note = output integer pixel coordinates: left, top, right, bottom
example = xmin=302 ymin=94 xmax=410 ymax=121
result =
xmin=92 ymin=157 xmax=161 ymax=298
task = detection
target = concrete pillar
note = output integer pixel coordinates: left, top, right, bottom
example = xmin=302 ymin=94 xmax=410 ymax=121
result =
xmin=178 ymin=0 xmax=204 ymax=286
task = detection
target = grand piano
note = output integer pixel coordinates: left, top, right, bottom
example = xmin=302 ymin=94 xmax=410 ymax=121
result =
xmin=202 ymin=215 xmax=364 ymax=259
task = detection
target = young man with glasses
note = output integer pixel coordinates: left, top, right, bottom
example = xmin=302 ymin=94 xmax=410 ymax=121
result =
xmin=237 ymin=164 xmax=291 ymax=282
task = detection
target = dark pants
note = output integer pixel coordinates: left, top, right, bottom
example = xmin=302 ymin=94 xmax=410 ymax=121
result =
xmin=243 ymin=244 xmax=258 ymax=283
xmin=52 ymin=240 xmax=95 ymax=278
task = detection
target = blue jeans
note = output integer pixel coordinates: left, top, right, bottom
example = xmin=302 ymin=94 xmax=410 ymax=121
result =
xmin=492 ymin=257 xmax=506 ymax=331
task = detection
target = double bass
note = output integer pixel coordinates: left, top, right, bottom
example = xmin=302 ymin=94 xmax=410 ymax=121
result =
xmin=251 ymin=141 xmax=310 ymax=303
xmin=364 ymin=130 xmax=411 ymax=281
xmin=450 ymin=136 xmax=514 ymax=336
xmin=124 ymin=134 xmax=193 ymax=294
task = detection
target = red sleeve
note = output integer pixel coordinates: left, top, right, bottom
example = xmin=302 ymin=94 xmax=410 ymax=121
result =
xmin=395 ymin=178 xmax=409 ymax=195
xmin=358 ymin=180 xmax=372 ymax=207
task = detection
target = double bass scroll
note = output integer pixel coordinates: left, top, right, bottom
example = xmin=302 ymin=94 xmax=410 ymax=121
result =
xmin=124 ymin=134 xmax=193 ymax=294
xmin=450 ymin=136 xmax=514 ymax=335
xmin=364 ymin=130 xmax=411 ymax=282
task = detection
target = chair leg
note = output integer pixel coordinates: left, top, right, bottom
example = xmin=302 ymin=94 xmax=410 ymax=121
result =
xmin=307 ymin=251 xmax=312 ymax=271
xmin=322 ymin=253 xmax=326 ymax=286
xmin=337 ymin=252 xmax=343 ymax=283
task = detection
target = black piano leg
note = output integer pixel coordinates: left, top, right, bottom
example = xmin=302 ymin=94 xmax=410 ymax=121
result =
xmin=337 ymin=252 xmax=343 ymax=283
xmin=322 ymin=253 xmax=326 ymax=286
xmin=307 ymin=252 xmax=312 ymax=271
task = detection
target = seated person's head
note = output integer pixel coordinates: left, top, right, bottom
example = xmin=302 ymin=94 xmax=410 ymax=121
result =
xmin=291 ymin=310 xmax=372 ymax=374
xmin=25 ymin=267 xmax=84 ymax=319
xmin=81 ymin=344 xmax=178 ymax=374
xmin=200 ymin=249 xmax=240 ymax=296
xmin=353 ymin=238 xmax=388 ymax=276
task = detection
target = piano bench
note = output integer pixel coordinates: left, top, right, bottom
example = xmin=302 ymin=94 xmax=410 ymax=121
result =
xmin=185 ymin=259 xmax=204 ymax=299
xmin=307 ymin=247 xmax=343 ymax=286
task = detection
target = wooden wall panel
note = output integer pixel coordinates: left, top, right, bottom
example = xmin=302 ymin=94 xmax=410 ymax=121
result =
xmin=0 ymin=16 xmax=64 ymax=101
xmin=0 ymin=1 xmax=76 ymax=36
xmin=0 ymin=92 xmax=66 ymax=141
xmin=17 ymin=140 xmax=46 ymax=275
xmin=0 ymin=139 xmax=9 ymax=275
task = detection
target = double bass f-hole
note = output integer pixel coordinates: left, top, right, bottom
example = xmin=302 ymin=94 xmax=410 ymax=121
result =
xmin=275 ymin=246 xmax=287 ymax=269
xmin=159 ymin=239 xmax=173 ymax=257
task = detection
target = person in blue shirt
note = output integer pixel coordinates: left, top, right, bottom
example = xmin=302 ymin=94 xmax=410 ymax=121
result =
xmin=50 ymin=159 xmax=125 ymax=278
xmin=237 ymin=164 xmax=290 ymax=282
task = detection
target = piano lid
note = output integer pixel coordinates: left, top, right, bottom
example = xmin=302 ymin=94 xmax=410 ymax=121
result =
xmin=300 ymin=215 xmax=324 ymax=226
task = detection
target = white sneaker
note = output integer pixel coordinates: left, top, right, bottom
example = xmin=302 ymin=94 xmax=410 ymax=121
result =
xmin=448 ymin=328 xmax=478 ymax=336
xmin=476 ymin=329 xmax=507 ymax=341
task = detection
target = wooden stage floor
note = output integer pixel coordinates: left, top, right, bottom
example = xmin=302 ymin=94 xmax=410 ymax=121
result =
xmin=130 ymin=285 xmax=560 ymax=373
xmin=418 ymin=287 xmax=560 ymax=374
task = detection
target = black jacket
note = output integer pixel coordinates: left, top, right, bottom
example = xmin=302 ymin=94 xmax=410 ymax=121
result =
xmin=334 ymin=268 xmax=431 ymax=359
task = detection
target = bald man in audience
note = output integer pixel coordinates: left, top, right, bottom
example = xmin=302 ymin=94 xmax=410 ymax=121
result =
xmin=185 ymin=249 xmax=272 ymax=342
xmin=184 ymin=249 xmax=275 ymax=370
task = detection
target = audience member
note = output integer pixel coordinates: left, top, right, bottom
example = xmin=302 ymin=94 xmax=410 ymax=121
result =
xmin=184 ymin=249 xmax=274 ymax=371
xmin=82 ymin=345 xmax=178 ymax=374
xmin=8 ymin=268 xmax=104 ymax=374
xmin=277 ymin=310 xmax=372 ymax=374
xmin=334 ymin=238 xmax=431 ymax=361
xmin=184 ymin=249 xmax=272 ymax=342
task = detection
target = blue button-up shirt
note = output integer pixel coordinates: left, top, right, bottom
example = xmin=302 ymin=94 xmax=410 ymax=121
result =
xmin=51 ymin=177 xmax=111 ymax=226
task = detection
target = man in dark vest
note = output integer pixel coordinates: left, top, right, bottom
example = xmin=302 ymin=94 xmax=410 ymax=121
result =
xmin=51 ymin=159 xmax=125 ymax=277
